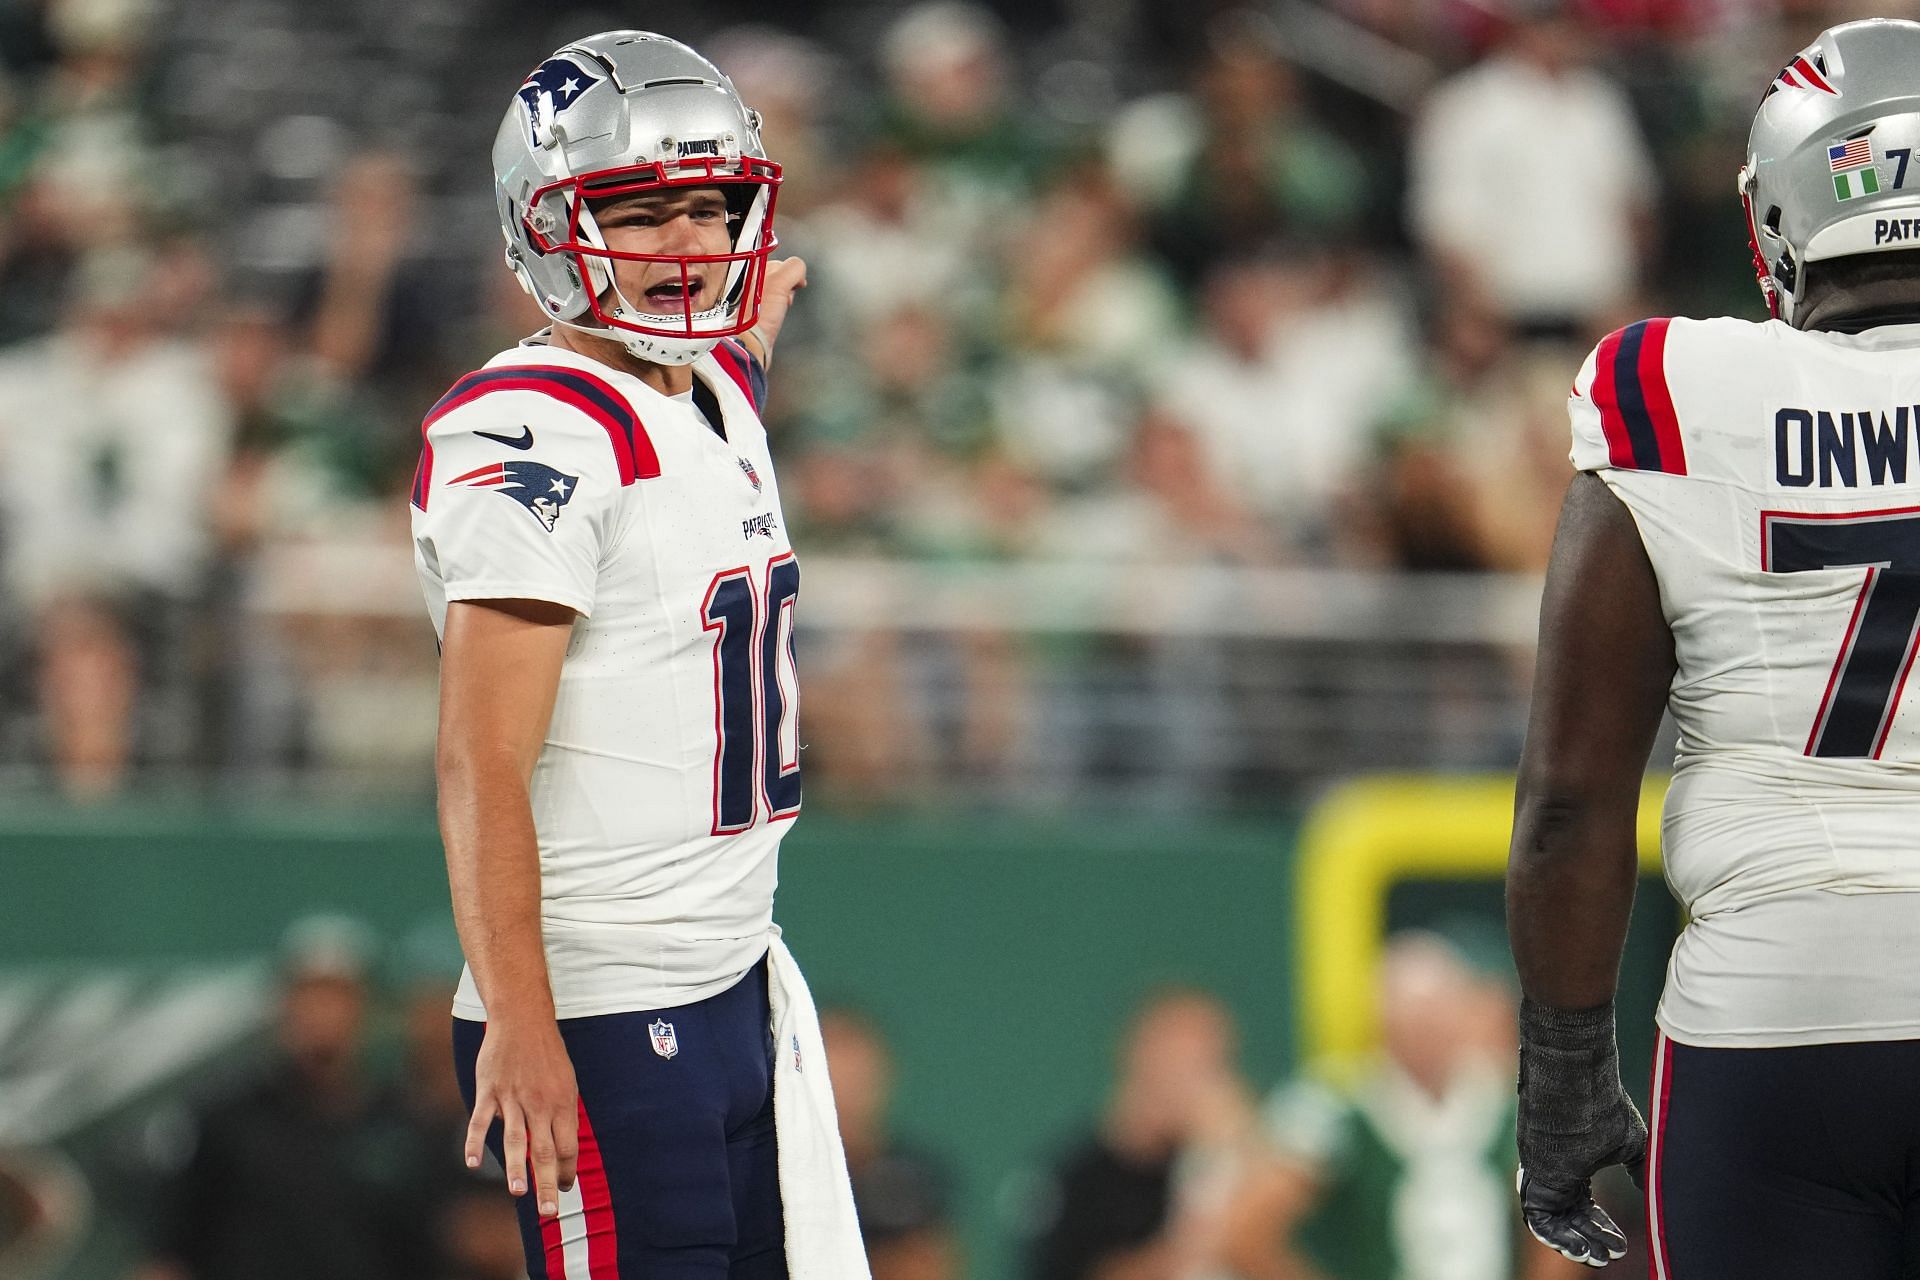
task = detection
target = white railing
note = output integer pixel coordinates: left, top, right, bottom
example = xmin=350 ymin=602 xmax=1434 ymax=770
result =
xmin=221 ymin=548 xmax=1558 ymax=801
xmin=252 ymin=541 xmax=1545 ymax=642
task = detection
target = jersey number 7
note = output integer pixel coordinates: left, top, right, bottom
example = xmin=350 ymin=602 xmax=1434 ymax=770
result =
xmin=1763 ymin=508 xmax=1920 ymax=758
xmin=701 ymin=554 xmax=802 ymax=834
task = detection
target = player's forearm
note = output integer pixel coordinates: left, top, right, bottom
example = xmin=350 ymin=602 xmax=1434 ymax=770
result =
xmin=438 ymin=744 xmax=556 ymax=1025
xmin=1507 ymin=782 xmax=1639 ymax=1010
xmin=1508 ymin=476 xmax=1669 ymax=1013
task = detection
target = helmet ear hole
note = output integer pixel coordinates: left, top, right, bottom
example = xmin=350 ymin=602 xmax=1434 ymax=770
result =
xmin=1765 ymin=206 xmax=1784 ymax=234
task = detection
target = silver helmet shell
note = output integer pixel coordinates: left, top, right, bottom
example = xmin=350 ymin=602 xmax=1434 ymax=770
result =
xmin=493 ymin=31 xmax=781 ymax=365
xmin=1740 ymin=19 xmax=1920 ymax=325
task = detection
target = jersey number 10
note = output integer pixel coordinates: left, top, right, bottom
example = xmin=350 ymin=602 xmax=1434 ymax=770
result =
xmin=1764 ymin=509 xmax=1920 ymax=758
xmin=701 ymin=555 xmax=802 ymax=834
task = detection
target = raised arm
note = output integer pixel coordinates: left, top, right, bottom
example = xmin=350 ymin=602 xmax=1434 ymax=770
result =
xmin=739 ymin=256 xmax=806 ymax=372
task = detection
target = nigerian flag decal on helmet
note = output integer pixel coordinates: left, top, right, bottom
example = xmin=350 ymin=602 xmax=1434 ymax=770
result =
xmin=1831 ymin=138 xmax=1880 ymax=201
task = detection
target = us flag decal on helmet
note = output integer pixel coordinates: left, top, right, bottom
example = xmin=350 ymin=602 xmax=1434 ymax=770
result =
xmin=1770 ymin=52 xmax=1838 ymax=97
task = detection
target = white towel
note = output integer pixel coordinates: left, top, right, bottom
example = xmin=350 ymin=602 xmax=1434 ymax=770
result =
xmin=766 ymin=929 xmax=871 ymax=1279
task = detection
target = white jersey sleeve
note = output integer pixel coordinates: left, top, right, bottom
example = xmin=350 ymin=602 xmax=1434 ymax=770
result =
xmin=413 ymin=383 xmax=632 ymax=616
xmin=1567 ymin=342 xmax=1612 ymax=474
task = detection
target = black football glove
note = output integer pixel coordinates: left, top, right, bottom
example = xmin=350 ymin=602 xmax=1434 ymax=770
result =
xmin=1515 ymin=998 xmax=1648 ymax=1268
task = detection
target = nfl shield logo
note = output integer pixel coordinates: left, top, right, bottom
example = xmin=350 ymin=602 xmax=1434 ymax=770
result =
xmin=649 ymin=1019 xmax=679 ymax=1060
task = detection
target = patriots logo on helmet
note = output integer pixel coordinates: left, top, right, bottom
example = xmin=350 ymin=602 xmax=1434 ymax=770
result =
xmin=517 ymin=56 xmax=603 ymax=147
xmin=448 ymin=460 xmax=578 ymax=532
xmin=1769 ymin=52 xmax=1838 ymax=98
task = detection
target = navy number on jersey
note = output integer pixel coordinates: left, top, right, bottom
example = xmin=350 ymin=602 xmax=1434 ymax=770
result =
xmin=1763 ymin=508 xmax=1920 ymax=758
xmin=701 ymin=554 xmax=801 ymax=834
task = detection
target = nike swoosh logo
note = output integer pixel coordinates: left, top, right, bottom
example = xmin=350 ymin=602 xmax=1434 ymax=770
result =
xmin=474 ymin=425 xmax=534 ymax=450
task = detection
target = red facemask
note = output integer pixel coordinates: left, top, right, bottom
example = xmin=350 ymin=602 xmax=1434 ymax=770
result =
xmin=523 ymin=155 xmax=782 ymax=342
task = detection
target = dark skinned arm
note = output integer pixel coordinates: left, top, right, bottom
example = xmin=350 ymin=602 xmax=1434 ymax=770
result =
xmin=1506 ymin=471 xmax=1673 ymax=1268
xmin=1508 ymin=472 xmax=1675 ymax=1007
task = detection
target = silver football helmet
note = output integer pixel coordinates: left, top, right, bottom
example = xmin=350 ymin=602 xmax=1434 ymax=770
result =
xmin=493 ymin=32 xmax=781 ymax=365
xmin=1740 ymin=19 xmax=1920 ymax=325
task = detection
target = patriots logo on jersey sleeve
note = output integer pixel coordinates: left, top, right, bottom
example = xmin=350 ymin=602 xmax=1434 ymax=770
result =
xmin=516 ymin=56 xmax=602 ymax=147
xmin=448 ymin=460 xmax=578 ymax=532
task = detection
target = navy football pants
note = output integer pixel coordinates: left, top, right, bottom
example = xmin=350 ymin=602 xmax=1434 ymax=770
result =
xmin=453 ymin=957 xmax=788 ymax=1279
xmin=1647 ymin=1031 xmax=1920 ymax=1278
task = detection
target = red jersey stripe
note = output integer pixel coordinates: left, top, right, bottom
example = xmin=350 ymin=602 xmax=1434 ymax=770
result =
xmin=1635 ymin=318 xmax=1689 ymax=476
xmin=576 ymin=1101 xmax=619 ymax=1278
xmin=412 ymin=366 xmax=661 ymax=511
xmin=709 ymin=340 xmax=758 ymax=411
xmin=1592 ymin=328 xmax=1637 ymax=469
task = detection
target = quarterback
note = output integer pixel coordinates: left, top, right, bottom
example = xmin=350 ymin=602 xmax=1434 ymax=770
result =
xmin=1507 ymin=19 xmax=1920 ymax=1278
xmin=411 ymin=32 xmax=863 ymax=1279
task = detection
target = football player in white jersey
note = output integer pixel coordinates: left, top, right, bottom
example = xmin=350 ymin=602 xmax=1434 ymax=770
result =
xmin=1507 ymin=18 xmax=1920 ymax=1277
xmin=410 ymin=32 xmax=855 ymax=1280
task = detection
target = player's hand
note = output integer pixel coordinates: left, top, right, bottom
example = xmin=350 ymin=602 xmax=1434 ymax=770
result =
xmin=1517 ymin=1160 xmax=1637 ymax=1268
xmin=1516 ymin=998 xmax=1647 ymax=1268
xmin=466 ymin=1017 xmax=579 ymax=1219
xmin=747 ymin=256 xmax=807 ymax=365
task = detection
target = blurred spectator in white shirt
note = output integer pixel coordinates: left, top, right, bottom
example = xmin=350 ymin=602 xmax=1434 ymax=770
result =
xmin=1153 ymin=248 xmax=1416 ymax=561
xmin=1408 ymin=0 xmax=1657 ymax=337
xmin=992 ymin=163 xmax=1182 ymax=492
xmin=0 ymin=246 xmax=232 ymax=795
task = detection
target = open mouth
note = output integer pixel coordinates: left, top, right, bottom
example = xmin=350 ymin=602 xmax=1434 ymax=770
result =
xmin=642 ymin=277 xmax=705 ymax=311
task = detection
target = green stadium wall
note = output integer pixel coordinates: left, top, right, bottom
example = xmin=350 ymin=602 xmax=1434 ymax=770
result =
xmin=0 ymin=790 xmax=1674 ymax=1280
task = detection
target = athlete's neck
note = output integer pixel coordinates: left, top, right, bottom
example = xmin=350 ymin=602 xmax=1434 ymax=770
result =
xmin=1796 ymin=278 xmax=1920 ymax=334
xmin=547 ymin=324 xmax=692 ymax=396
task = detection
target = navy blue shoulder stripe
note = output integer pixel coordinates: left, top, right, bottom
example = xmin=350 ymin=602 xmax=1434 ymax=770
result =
xmin=421 ymin=365 xmax=660 ymax=485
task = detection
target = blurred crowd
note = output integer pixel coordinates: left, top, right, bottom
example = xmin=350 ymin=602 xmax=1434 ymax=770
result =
xmin=53 ymin=922 xmax=1592 ymax=1280
xmin=1014 ymin=930 xmax=1590 ymax=1280
xmin=0 ymin=0 xmax=1890 ymax=796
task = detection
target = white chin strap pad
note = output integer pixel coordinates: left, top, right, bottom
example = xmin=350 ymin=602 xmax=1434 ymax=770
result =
xmin=618 ymin=330 xmax=719 ymax=366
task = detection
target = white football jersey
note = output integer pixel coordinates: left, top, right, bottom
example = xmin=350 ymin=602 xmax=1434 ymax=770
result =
xmin=412 ymin=336 xmax=799 ymax=1020
xmin=1573 ymin=316 xmax=1920 ymax=1047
